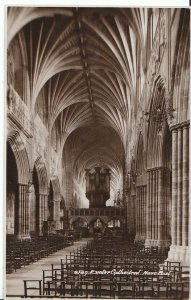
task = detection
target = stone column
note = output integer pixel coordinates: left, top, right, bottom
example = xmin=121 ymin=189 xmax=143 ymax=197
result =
xmin=131 ymin=195 xmax=136 ymax=237
xmin=25 ymin=187 xmax=30 ymax=235
xmin=158 ymin=168 xmax=163 ymax=242
xmin=135 ymin=185 xmax=147 ymax=242
xmin=28 ymin=185 xmax=35 ymax=233
xmin=177 ymin=127 xmax=183 ymax=246
xmin=141 ymin=187 xmax=144 ymax=237
xmin=145 ymin=167 xmax=171 ymax=248
xmin=38 ymin=193 xmax=48 ymax=235
xmin=140 ymin=187 xmax=143 ymax=238
xmin=145 ymin=171 xmax=152 ymax=245
xmin=17 ymin=183 xmax=30 ymax=239
xmin=152 ymin=170 xmax=156 ymax=241
xmin=157 ymin=168 xmax=171 ymax=248
xmin=135 ymin=187 xmax=140 ymax=240
xmin=143 ymin=186 xmax=147 ymax=239
xmin=54 ymin=200 xmax=61 ymax=230
xmin=181 ymin=125 xmax=189 ymax=263
xmin=150 ymin=170 xmax=154 ymax=242
xmin=182 ymin=126 xmax=189 ymax=245
xmin=168 ymin=121 xmax=189 ymax=265
xmin=170 ymin=128 xmax=178 ymax=253
xmin=128 ymin=186 xmax=136 ymax=238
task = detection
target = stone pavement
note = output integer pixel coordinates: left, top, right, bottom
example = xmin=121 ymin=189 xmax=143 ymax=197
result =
xmin=6 ymin=238 xmax=91 ymax=299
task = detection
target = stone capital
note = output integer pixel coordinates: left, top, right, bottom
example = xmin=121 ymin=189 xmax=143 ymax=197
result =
xmin=170 ymin=120 xmax=190 ymax=132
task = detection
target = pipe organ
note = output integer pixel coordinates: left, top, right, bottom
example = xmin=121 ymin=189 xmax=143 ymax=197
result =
xmin=85 ymin=167 xmax=111 ymax=208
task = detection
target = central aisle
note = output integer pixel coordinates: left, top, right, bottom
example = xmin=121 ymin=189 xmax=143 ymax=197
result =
xmin=6 ymin=238 xmax=91 ymax=298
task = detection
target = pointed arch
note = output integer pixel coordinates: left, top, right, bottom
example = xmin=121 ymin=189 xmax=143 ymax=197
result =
xmin=7 ymin=130 xmax=30 ymax=184
xmin=7 ymin=7 xmax=74 ymax=46
xmin=34 ymin=156 xmax=48 ymax=194
xmin=88 ymin=217 xmax=106 ymax=226
xmin=146 ymin=76 xmax=170 ymax=168
xmin=69 ymin=216 xmax=88 ymax=226
xmin=171 ymin=9 xmax=190 ymax=123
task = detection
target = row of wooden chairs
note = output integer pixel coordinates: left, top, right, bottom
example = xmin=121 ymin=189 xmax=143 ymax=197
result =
xmin=23 ymin=238 xmax=189 ymax=298
xmin=41 ymin=260 xmax=184 ymax=288
xmin=6 ymin=234 xmax=74 ymax=273
xmin=24 ymin=278 xmax=189 ymax=298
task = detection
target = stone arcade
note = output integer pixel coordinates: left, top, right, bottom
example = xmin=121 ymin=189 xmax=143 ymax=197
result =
xmin=6 ymin=7 xmax=189 ymax=299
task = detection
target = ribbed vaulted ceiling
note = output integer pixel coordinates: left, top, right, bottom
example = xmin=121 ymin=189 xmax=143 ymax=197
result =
xmin=63 ymin=125 xmax=125 ymax=207
xmin=8 ymin=7 xmax=150 ymax=205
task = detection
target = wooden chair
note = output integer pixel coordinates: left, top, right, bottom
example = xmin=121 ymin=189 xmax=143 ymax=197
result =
xmin=23 ymin=280 xmax=42 ymax=298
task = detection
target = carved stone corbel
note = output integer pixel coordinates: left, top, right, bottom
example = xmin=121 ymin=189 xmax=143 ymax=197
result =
xmin=165 ymin=91 xmax=175 ymax=126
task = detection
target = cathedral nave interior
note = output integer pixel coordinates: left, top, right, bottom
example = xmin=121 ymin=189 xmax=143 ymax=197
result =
xmin=6 ymin=7 xmax=190 ymax=299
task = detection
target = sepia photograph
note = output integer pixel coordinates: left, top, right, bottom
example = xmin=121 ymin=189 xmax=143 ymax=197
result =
xmin=4 ymin=3 xmax=190 ymax=299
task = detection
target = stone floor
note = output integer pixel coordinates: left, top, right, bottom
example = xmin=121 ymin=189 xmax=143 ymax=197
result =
xmin=6 ymin=238 xmax=91 ymax=299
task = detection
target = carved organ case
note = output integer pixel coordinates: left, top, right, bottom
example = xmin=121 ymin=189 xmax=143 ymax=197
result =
xmin=85 ymin=167 xmax=110 ymax=208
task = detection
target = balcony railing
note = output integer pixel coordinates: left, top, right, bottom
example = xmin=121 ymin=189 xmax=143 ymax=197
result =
xmin=69 ymin=207 xmax=126 ymax=218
